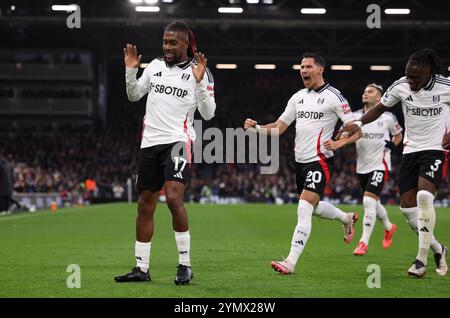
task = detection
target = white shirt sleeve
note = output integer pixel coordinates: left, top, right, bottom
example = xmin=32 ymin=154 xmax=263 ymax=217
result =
xmin=278 ymin=95 xmax=297 ymax=126
xmin=125 ymin=62 xmax=153 ymax=102
xmin=387 ymin=113 xmax=403 ymax=135
xmin=381 ymin=83 xmax=402 ymax=108
xmin=333 ymin=97 xmax=355 ymax=125
xmin=196 ymin=67 xmax=216 ymax=120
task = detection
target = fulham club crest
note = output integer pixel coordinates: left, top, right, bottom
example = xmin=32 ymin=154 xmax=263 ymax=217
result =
xmin=181 ymin=73 xmax=190 ymax=81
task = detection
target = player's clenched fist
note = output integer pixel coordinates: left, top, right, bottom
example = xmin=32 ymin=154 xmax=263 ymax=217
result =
xmin=244 ymin=118 xmax=257 ymax=130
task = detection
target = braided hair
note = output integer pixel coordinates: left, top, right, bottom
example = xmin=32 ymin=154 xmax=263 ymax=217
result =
xmin=408 ymin=48 xmax=443 ymax=76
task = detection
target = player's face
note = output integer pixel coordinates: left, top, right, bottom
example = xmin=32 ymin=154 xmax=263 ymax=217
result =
xmin=163 ymin=31 xmax=189 ymax=65
xmin=362 ymin=87 xmax=381 ymax=105
xmin=405 ymin=63 xmax=431 ymax=91
xmin=300 ymin=58 xmax=324 ymax=89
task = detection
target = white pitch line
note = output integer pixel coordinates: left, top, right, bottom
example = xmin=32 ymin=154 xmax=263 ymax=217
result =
xmin=0 ymin=204 xmax=126 ymax=223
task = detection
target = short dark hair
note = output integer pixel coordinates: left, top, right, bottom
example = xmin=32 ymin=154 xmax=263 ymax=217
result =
xmin=302 ymin=52 xmax=326 ymax=68
xmin=165 ymin=20 xmax=197 ymax=58
xmin=408 ymin=48 xmax=443 ymax=76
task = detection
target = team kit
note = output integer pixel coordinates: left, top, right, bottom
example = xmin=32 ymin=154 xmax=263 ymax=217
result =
xmin=114 ymin=21 xmax=449 ymax=285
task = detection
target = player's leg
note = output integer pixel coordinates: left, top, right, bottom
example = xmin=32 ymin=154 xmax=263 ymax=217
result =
xmin=354 ymin=171 xmax=396 ymax=255
xmin=400 ymin=190 xmax=443 ymax=252
xmin=115 ymin=147 xmax=162 ymax=283
xmin=135 ymin=190 xmax=159 ymax=270
xmin=413 ymin=178 xmax=437 ymax=270
xmin=272 ymin=159 xmax=351 ymax=274
xmin=313 ymin=161 xmax=358 ymax=244
xmin=271 ymin=161 xmax=318 ymax=274
xmin=163 ymin=142 xmax=193 ymax=285
xmin=314 ymin=201 xmax=358 ymax=243
xmin=375 ymin=200 xmax=396 ymax=249
xmin=272 ymin=189 xmax=318 ymax=275
xmin=354 ymin=191 xmax=377 ymax=255
xmin=415 ymin=151 xmax=448 ymax=276
xmin=405 ymin=151 xmax=447 ymax=277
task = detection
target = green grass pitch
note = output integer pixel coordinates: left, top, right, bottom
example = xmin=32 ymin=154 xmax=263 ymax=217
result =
xmin=0 ymin=203 xmax=449 ymax=298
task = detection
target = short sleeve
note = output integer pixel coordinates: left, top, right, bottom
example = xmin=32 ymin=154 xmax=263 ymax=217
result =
xmin=333 ymin=96 xmax=355 ymax=124
xmin=386 ymin=113 xmax=402 ymax=135
xmin=278 ymin=95 xmax=297 ymax=126
xmin=381 ymin=82 xmax=402 ymax=107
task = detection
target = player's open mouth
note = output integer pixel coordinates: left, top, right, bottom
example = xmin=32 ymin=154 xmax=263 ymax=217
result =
xmin=302 ymin=76 xmax=310 ymax=82
xmin=165 ymin=53 xmax=175 ymax=59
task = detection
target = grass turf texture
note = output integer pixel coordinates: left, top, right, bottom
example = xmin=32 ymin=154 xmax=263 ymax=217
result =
xmin=0 ymin=203 xmax=449 ymax=298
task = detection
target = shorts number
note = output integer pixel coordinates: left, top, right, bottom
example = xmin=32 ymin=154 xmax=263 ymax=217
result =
xmin=371 ymin=172 xmax=384 ymax=184
xmin=174 ymin=156 xmax=187 ymax=172
xmin=430 ymin=159 xmax=442 ymax=172
xmin=306 ymin=171 xmax=322 ymax=183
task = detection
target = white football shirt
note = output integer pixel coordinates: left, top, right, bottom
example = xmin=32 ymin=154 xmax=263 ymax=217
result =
xmin=354 ymin=109 xmax=402 ymax=174
xmin=279 ymin=83 xmax=355 ymax=163
xmin=125 ymin=58 xmax=216 ymax=149
xmin=381 ymin=75 xmax=450 ymax=154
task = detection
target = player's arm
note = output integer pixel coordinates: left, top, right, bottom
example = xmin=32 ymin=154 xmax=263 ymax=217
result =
xmin=192 ymin=52 xmax=216 ymax=120
xmin=243 ymin=94 xmax=296 ymax=135
xmin=443 ymin=133 xmax=450 ymax=150
xmin=124 ymin=44 xmax=150 ymax=102
xmin=336 ymin=102 xmax=389 ymax=139
xmin=384 ymin=113 xmax=403 ymax=149
xmin=324 ymin=128 xmax=362 ymax=151
xmin=243 ymin=118 xmax=289 ymax=136
xmin=337 ymin=82 xmax=402 ymax=139
xmin=385 ymin=132 xmax=403 ymax=149
xmin=442 ymin=105 xmax=450 ymax=150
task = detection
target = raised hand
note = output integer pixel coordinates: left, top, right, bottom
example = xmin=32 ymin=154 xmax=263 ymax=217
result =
xmin=191 ymin=52 xmax=207 ymax=83
xmin=123 ymin=44 xmax=142 ymax=68
xmin=244 ymin=118 xmax=257 ymax=130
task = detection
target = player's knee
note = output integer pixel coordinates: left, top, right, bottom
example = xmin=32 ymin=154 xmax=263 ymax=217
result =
xmin=298 ymin=199 xmax=314 ymax=219
xmin=166 ymin=191 xmax=182 ymax=208
xmin=362 ymin=196 xmax=377 ymax=210
xmin=314 ymin=201 xmax=329 ymax=218
xmin=137 ymin=200 xmax=152 ymax=218
xmin=417 ymin=190 xmax=434 ymax=207
xmin=400 ymin=207 xmax=418 ymax=232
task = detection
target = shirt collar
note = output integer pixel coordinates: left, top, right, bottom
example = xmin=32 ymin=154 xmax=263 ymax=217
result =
xmin=308 ymin=82 xmax=329 ymax=93
xmin=423 ymin=75 xmax=435 ymax=91
xmin=176 ymin=59 xmax=193 ymax=70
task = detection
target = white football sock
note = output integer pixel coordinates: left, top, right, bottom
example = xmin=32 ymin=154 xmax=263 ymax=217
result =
xmin=416 ymin=190 xmax=436 ymax=265
xmin=376 ymin=200 xmax=392 ymax=231
xmin=286 ymin=200 xmax=314 ymax=267
xmin=175 ymin=230 xmax=191 ymax=266
xmin=135 ymin=241 xmax=151 ymax=272
xmin=314 ymin=201 xmax=348 ymax=224
xmin=361 ymin=196 xmax=377 ymax=245
xmin=400 ymin=206 xmax=442 ymax=255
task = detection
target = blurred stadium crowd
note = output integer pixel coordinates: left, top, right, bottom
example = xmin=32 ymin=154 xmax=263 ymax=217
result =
xmin=2 ymin=60 xmax=450 ymax=206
